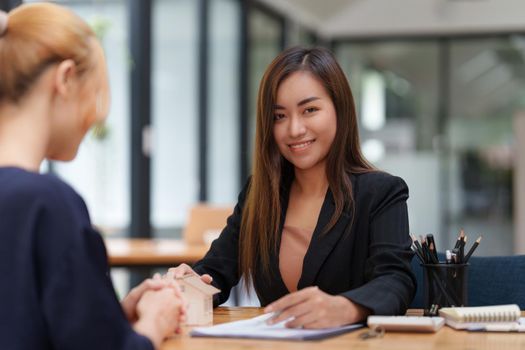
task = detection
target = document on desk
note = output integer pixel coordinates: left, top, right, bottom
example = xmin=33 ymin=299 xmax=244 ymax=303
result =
xmin=468 ymin=318 xmax=525 ymax=332
xmin=190 ymin=313 xmax=363 ymax=341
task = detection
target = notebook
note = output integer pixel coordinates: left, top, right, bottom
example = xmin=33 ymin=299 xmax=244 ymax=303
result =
xmin=190 ymin=313 xmax=363 ymax=340
xmin=439 ymin=304 xmax=522 ymax=330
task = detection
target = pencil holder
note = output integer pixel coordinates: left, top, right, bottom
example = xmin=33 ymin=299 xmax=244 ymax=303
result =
xmin=422 ymin=263 xmax=468 ymax=311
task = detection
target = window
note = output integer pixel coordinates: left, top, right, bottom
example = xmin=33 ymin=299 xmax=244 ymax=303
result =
xmin=208 ymin=0 xmax=240 ymax=204
xmin=336 ymin=41 xmax=442 ymax=247
xmin=49 ymin=0 xmax=131 ymax=235
xmin=151 ymin=0 xmax=199 ymax=236
xmin=336 ymin=37 xmax=525 ymax=255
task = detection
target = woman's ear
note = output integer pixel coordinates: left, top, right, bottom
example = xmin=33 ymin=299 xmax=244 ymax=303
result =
xmin=54 ymin=59 xmax=77 ymax=97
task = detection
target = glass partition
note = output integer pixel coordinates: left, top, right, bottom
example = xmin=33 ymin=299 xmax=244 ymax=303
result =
xmin=152 ymin=0 xmax=199 ymax=236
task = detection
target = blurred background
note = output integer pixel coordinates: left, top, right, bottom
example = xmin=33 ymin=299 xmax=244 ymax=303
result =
xmin=5 ymin=0 xmax=525 ymax=298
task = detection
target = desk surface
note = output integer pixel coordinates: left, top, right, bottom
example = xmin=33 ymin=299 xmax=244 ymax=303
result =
xmin=105 ymin=238 xmax=209 ymax=268
xmin=162 ymin=307 xmax=525 ymax=350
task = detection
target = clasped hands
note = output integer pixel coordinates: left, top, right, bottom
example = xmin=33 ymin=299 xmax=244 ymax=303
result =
xmin=122 ymin=264 xmax=212 ymax=332
xmin=121 ymin=272 xmax=186 ymax=348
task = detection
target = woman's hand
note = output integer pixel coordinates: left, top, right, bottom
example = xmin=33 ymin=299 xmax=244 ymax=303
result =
xmin=121 ymin=273 xmax=183 ymax=323
xmin=166 ymin=263 xmax=213 ymax=284
xmin=264 ymin=286 xmax=370 ymax=329
xmin=134 ymin=288 xmax=184 ymax=349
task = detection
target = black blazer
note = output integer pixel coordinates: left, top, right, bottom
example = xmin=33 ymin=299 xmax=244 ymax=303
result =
xmin=193 ymin=171 xmax=416 ymax=315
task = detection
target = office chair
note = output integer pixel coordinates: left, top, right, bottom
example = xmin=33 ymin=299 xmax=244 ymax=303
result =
xmin=410 ymin=254 xmax=525 ymax=309
xmin=182 ymin=204 xmax=233 ymax=245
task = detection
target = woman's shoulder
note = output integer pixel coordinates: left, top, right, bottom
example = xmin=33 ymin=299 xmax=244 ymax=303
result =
xmin=0 ymin=168 xmax=94 ymax=255
xmin=0 ymin=167 xmax=86 ymax=214
xmin=353 ymin=170 xmax=407 ymax=187
xmin=352 ymin=170 xmax=409 ymax=201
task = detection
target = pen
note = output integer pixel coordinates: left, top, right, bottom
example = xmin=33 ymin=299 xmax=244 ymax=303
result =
xmin=428 ymin=268 xmax=457 ymax=306
xmin=459 ymin=232 xmax=466 ymax=263
xmin=425 ymin=303 xmax=439 ymax=316
xmin=411 ymin=234 xmax=423 ymax=251
xmin=426 ymin=234 xmax=439 ymax=263
xmin=429 ymin=242 xmax=439 ymax=264
xmin=464 ymin=236 xmax=482 ymax=262
xmin=411 ymin=244 xmax=425 ymax=263
xmin=411 ymin=234 xmax=425 ymax=261
xmin=452 ymin=248 xmax=460 ymax=264
xmin=417 ymin=235 xmax=459 ymax=306
xmin=420 ymin=235 xmax=430 ymax=263
xmin=471 ymin=324 xmax=525 ymax=332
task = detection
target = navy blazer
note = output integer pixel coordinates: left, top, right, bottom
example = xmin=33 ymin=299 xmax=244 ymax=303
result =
xmin=193 ymin=171 xmax=416 ymax=315
xmin=0 ymin=167 xmax=152 ymax=350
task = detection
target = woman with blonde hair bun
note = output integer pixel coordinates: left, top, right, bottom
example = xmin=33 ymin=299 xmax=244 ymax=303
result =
xmin=0 ymin=3 xmax=184 ymax=349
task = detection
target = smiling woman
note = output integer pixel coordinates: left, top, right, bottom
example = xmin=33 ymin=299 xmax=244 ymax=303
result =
xmin=272 ymin=71 xmax=338 ymax=172
xmin=168 ymin=46 xmax=416 ymax=329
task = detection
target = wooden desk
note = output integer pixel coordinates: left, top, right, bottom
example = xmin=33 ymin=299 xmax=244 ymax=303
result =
xmin=105 ymin=238 xmax=209 ymax=268
xmin=162 ymin=308 xmax=525 ymax=350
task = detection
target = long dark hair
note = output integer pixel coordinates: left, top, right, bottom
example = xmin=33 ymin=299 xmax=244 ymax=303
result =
xmin=239 ymin=46 xmax=374 ymax=289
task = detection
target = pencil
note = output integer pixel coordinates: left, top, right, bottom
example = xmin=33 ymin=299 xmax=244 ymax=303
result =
xmin=454 ymin=229 xmax=465 ymax=249
xmin=464 ymin=236 xmax=482 ymax=262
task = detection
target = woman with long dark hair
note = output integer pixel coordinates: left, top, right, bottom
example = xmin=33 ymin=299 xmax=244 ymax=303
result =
xmin=170 ymin=46 xmax=415 ymax=328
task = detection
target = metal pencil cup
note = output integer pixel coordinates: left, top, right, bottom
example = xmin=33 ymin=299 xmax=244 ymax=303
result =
xmin=422 ymin=263 xmax=468 ymax=310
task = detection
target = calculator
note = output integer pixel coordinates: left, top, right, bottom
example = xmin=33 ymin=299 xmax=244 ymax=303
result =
xmin=367 ymin=316 xmax=445 ymax=332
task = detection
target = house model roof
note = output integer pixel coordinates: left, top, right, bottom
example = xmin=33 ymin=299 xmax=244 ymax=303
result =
xmin=177 ymin=274 xmax=220 ymax=295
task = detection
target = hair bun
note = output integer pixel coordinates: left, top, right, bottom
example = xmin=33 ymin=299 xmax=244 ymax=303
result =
xmin=0 ymin=11 xmax=8 ymax=37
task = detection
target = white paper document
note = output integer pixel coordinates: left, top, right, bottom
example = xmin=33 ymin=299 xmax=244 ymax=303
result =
xmin=190 ymin=313 xmax=363 ymax=341
xmin=467 ymin=317 xmax=525 ymax=332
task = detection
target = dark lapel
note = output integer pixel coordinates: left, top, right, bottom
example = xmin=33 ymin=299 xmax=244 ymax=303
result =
xmin=297 ymin=189 xmax=352 ymax=289
xmin=264 ymin=178 xmax=295 ymax=296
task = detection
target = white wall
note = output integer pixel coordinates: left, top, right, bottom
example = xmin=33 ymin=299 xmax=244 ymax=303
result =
xmin=260 ymin=0 xmax=525 ymax=38
xmin=377 ymin=152 xmax=442 ymax=247
xmin=514 ymin=112 xmax=525 ymax=254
